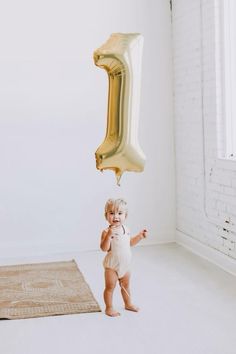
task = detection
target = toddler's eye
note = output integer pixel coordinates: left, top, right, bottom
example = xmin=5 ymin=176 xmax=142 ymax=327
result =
xmin=118 ymin=212 xmax=123 ymax=215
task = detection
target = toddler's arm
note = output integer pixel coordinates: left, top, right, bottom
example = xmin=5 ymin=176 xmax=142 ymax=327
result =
xmin=130 ymin=229 xmax=147 ymax=246
xmin=100 ymin=228 xmax=113 ymax=251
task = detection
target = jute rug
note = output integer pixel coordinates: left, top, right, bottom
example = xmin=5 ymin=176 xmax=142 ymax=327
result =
xmin=0 ymin=259 xmax=101 ymax=319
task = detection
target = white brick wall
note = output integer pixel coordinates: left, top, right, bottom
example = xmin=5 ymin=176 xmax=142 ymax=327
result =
xmin=172 ymin=0 xmax=236 ymax=260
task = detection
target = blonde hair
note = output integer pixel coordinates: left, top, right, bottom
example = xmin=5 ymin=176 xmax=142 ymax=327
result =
xmin=104 ymin=198 xmax=128 ymax=219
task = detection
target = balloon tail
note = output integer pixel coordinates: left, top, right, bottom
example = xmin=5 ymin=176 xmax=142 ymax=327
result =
xmin=116 ymin=173 xmax=122 ymax=186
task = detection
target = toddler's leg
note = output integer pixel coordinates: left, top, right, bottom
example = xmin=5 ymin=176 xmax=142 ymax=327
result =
xmin=104 ymin=268 xmax=120 ymax=317
xmin=119 ymin=272 xmax=139 ymax=312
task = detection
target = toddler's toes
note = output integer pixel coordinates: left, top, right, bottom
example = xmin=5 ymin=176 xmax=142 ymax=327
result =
xmin=105 ymin=308 xmax=121 ymax=317
xmin=125 ymin=304 xmax=139 ymax=312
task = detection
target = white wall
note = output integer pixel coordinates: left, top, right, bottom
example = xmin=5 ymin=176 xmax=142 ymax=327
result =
xmin=172 ymin=0 xmax=236 ymax=274
xmin=0 ymin=0 xmax=175 ymax=258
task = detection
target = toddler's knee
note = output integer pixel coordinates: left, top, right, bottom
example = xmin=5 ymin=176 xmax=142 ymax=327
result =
xmin=105 ymin=283 xmax=116 ymax=292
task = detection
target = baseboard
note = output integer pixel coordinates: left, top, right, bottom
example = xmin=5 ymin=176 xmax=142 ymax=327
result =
xmin=0 ymin=241 xmax=92 ymax=262
xmin=176 ymin=230 xmax=236 ymax=276
xmin=0 ymin=233 xmax=175 ymax=261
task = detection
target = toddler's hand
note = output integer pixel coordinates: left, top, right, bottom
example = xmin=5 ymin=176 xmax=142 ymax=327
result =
xmin=107 ymin=225 xmax=118 ymax=238
xmin=140 ymin=229 xmax=148 ymax=239
xmin=107 ymin=226 xmax=114 ymax=238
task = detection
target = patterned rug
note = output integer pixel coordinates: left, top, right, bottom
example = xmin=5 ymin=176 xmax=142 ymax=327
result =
xmin=0 ymin=259 xmax=101 ymax=319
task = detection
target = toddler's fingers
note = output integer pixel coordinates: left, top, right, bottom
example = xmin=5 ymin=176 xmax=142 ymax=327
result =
xmin=143 ymin=229 xmax=148 ymax=237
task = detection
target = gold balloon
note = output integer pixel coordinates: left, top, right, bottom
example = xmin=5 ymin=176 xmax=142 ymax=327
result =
xmin=93 ymin=33 xmax=146 ymax=185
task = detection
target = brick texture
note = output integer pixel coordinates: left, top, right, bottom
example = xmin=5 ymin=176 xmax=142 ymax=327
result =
xmin=172 ymin=0 xmax=236 ymax=258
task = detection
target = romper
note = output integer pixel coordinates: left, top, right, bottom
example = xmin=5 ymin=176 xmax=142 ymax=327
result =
xmin=103 ymin=225 xmax=131 ymax=279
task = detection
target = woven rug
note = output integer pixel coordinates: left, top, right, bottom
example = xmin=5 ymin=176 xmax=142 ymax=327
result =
xmin=0 ymin=259 xmax=101 ymax=319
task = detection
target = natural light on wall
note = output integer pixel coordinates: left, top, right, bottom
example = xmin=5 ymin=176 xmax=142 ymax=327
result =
xmin=222 ymin=0 xmax=236 ymax=158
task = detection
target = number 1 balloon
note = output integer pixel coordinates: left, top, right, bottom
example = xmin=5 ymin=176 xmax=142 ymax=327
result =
xmin=93 ymin=33 xmax=146 ymax=185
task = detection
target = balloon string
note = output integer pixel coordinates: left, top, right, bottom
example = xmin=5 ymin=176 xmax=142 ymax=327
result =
xmin=121 ymin=285 xmax=130 ymax=298
xmin=116 ymin=174 xmax=122 ymax=186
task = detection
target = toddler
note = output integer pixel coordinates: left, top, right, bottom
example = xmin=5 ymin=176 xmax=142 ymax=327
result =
xmin=100 ymin=198 xmax=147 ymax=317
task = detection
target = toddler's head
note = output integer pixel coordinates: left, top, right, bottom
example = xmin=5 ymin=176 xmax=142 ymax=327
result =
xmin=104 ymin=198 xmax=128 ymax=225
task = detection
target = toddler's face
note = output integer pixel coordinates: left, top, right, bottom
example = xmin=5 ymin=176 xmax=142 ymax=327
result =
xmin=106 ymin=207 xmax=127 ymax=227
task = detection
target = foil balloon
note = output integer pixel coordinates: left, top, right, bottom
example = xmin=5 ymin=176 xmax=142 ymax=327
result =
xmin=93 ymin=33 xmax=146 ymax=185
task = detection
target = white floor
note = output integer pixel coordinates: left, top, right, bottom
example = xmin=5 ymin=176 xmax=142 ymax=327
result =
xmin=0 ymin=243 xmax=236 ymax=354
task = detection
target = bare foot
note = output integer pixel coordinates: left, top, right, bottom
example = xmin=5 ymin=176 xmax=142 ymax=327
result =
xmin=125 ymin=304 xmax=139 ymax=312
xmin=105 ymin=308 xmax=121 ymax=317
